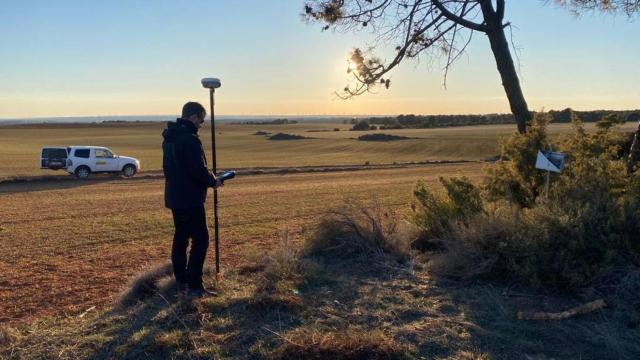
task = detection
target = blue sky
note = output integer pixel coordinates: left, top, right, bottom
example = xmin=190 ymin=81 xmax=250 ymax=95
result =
xmin=0 ymin=0 xmax=638 ymax=118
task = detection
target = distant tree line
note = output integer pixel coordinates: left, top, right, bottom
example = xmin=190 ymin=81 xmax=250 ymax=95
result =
xmin=232 ymin=118 xmax=298 ymax=125
xmin=354 ymin=109 xmax=640 ymax=130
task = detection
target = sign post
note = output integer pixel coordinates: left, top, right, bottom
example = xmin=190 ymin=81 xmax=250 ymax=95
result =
xmin=535 ymin=148 xmax=565 ymax=199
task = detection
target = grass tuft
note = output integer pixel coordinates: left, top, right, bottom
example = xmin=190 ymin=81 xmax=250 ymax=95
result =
xmin=303 ymin=200 xmax=412 ymax=262
xmin=266 ymin=328 xmax=412 ymax=360
xmin=117 ymin=262 xmax=173 ymax=308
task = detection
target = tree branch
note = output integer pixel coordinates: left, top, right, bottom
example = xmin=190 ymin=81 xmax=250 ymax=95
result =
xmin=432 ymin=0 xmax=488 ymax=32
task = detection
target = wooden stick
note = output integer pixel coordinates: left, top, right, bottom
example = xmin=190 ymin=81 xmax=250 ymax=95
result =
xmin=517 ymin=299 xmax=607 ymax=320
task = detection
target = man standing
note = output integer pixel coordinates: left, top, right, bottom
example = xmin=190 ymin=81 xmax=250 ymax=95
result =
xmin=162 ymin=102 xmax=221 ymax=297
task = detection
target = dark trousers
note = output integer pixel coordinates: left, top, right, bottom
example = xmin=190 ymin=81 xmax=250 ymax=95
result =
xmin=171 ymin=206 xmax=209 ymax=289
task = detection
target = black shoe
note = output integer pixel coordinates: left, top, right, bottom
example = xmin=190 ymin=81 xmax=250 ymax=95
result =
xmin=187 ymin=286 xmax=217 ymax=298
xmin=176 ymin=281 xmax=188 ymax=296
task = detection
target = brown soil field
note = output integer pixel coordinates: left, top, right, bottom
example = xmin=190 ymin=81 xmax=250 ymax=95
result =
xmin=0 ymin=162 xmax=483 ymax=323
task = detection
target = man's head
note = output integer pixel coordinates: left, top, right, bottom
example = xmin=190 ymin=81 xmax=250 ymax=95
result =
xmin=181 ymin=102 xmax=206 ymax=129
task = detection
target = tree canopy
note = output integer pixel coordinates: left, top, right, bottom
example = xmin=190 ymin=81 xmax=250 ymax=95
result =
xmin=304 ymin=0 xmax=639 ymax=133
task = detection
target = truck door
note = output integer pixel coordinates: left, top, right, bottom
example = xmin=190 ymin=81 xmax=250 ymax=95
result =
xmin=40 ymin=147 xmax=68 ymax=170
xmin=94 ymin=148 xmax=119 ymax=172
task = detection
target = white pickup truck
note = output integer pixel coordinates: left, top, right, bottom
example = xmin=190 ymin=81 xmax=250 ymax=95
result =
xmin=40 ymin=146 xmax=141 ymax=179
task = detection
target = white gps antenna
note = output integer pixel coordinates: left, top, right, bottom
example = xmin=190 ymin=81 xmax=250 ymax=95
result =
xmin=201 ymin=78 xmax=221 ymax=89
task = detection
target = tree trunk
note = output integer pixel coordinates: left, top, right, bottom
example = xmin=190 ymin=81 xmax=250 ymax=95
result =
xmin=481 ymin=1 xmax=531 ymax=134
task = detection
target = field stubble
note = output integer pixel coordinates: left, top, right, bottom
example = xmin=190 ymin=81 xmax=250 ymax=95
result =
xmin=0 ymin=163 xmax=483 ymax=323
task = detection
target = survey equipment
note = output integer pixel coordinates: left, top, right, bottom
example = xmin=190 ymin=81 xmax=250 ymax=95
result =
xmin=201 ymin=77 xmax=224 ymax=282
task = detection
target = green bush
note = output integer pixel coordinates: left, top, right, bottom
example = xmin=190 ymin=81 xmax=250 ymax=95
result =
xmin=429 ymin=201 xmax=631 ymax=287
xmin=415 ymin=113 xmax=640 ymax=288
xmin=482 ymin=114 xmax=549 ymax=207
xmin=411 ymin=177 xmax=482 ymax=250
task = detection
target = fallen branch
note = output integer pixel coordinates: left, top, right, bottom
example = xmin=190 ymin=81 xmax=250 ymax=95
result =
xmin=78 ymin=306 xmax=96 ymax=318
xmin=517 ymin=299 xmax=607 ymax=320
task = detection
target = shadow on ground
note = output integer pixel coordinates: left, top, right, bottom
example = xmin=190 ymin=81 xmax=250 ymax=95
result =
xmin=4 ymin=255 xmax=639 ymax=359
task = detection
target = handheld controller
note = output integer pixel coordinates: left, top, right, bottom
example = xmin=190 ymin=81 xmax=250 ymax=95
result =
xmin=217 ymin=170 xmax=236 ymax=184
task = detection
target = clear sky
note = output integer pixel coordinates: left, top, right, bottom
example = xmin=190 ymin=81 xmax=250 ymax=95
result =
xmin=0 ymin=0 xmax=638 ymax=118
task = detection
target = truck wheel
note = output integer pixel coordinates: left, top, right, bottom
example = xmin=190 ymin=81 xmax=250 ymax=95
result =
xmin=75 ymin=166 xmax=91 ymax=179
xmin=122 ymin=164 xmax=137 ymax=178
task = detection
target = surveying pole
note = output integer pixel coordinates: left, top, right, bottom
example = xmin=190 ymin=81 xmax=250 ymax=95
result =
xmin=201 ymin=77 xmax=222 ymax=282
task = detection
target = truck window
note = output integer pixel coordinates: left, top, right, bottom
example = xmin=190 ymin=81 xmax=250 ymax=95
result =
xmin=95 ymin=149 xmax=108 ymax=158
xmin=74 ymin=149 xmax=90 ymax=158
xmin=42 ymin=148 xmax=67 ymax=159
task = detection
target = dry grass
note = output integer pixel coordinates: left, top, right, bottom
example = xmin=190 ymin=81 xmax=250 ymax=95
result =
xmin=266 ymin=328 xmax=412 ymax=360
xmin=426 ymin=203 xmax=522 ymax=280
xmin=303 ymin=199 xmax=413 ymax=261
xmin=117 ymin=262 xmax=173 ymax=308
xmin=2 ymin=228 xmax=639 ymax=359
xmin=256 ymin=229 xmax=301 ymax=293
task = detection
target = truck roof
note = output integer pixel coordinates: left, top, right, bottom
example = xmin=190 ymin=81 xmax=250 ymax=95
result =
xmin=68 ymin=146 xmax=110 ymax=149
xmin=41 ymin=146 xmax=110 ymax=149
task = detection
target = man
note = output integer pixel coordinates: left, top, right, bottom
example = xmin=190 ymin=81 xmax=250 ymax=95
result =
xmin=162 ymin=101 xmax=222 ymax=297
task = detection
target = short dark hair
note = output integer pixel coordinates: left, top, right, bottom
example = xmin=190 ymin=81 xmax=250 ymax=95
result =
xmin=181 ymin=102 xmax=206 ymax=120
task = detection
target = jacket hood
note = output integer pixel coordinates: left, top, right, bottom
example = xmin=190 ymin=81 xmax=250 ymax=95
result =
xmin=162 ymin=118 xmax=197 ymax=142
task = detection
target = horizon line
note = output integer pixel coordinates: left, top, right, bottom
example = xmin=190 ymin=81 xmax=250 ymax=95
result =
xmin=2 ymin=107 xmax=639 ymax=121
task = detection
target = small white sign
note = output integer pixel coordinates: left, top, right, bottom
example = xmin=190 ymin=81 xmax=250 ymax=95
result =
xmin=535 ymin=150 xmax=565 ymax=173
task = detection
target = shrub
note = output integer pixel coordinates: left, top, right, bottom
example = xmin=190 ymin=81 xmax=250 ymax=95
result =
xmin=482 ymin=114 xmax=550 ymax=207
xmin=416 ymin=112 xmax=640 ymax=288
xmin=351 ymin=120 xmax=372 ymax=131
xmin=357 ymin=133 xmax=409 ymax=141
xmin=433 ymin=196 xmax=640 ymax=288
xmin=411 ymin=177 xmax=482 ymax=250
xmin=269 ymin=133 xmax=310 ymax=140
xmin=303 ymin=201 xmax=410 ymax=261
xmin=428 ymin=202 xmax=598 ymax=287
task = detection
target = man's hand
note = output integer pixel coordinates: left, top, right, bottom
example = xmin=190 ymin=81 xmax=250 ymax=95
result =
xmin=213 ymin=178 xmax=223 ymax=189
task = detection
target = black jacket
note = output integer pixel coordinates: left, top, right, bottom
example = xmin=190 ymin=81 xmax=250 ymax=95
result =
xmin=162 ymin=118 xmax=216 ymax=209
